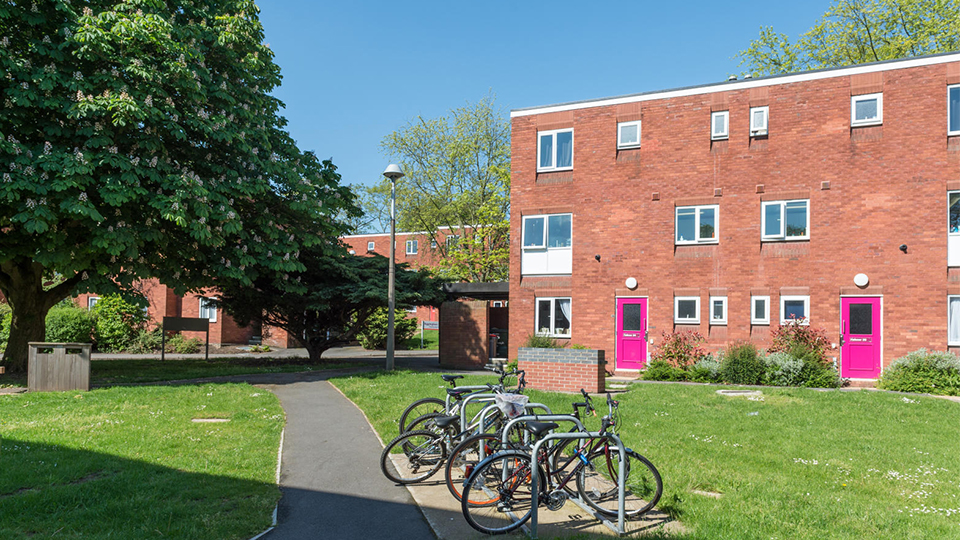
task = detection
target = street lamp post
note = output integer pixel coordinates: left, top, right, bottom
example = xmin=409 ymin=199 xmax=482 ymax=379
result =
xmin=382 ymin=164 xmax=404 ymax=371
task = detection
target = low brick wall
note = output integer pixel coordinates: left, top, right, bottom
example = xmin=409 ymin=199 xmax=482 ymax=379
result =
xmin=518 ymin=347 xmax=605 ymax=394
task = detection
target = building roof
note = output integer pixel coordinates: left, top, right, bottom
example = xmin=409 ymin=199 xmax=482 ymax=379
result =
xmin=511 ymin=51 xmax=960 ymax=118
xmin=442 ymin=282 xmax=509 ymax=301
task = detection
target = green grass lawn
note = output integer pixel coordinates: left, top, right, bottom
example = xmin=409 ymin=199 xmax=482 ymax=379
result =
xmin=332 ymin=371 xmax=960 ymax=540
xmin=399 ymin=328 xmax=439 ymax=350
xmin=0 ymin=383 xmax=283 ymax=539
xmin=0 ymin=356 xmax=353 ymax=388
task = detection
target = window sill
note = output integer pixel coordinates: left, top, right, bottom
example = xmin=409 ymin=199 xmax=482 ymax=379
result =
xmin=617 ymin=144 xmax=641 ymax=151
xmin=751 ymin=322 xmax=770 ymax=326
xmin=851 ymin=121 xmax=882 ymax=128
xmin=761 ymin=237 xmax=810 ymax=243
xmin=675 ymin=241 xmax=719 ymax=246
xmin=674 ymin=320 xmax=700 ymax=325
xmin=536 ymin=167 xmax=573 ymax=174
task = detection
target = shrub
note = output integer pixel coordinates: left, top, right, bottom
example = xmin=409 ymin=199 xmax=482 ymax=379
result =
xmin=642 ymin=360 xmax=689 ymax=382
xmin=45 ymin=306 xmax=95 ymax=343
xmin=720 ymin=341 xmax=765 ymax=385
xmin=91 ymin=295 xmax=148 ymax=352
xmin=357 ymin=308 xmax=418 ymax=350
xmin=651 ymin=331 xmax=707 ymax=369
xmin=506 ymin=359 xmax=518 ymax=372
xmin=126 ymin=328 xmax=164 ymax=353
xmin=522 ymin=334 xmax=564 ymax=348
xmin=764 ymin=352 xmax=804 ymax=386
xmin=689 ymin=355 xmax=722 ymax=383
xmin=878 ymin=349 xmax=960 ymax=396
xmin=769 ymin=322 xmax=832 ymax=363
xmin=164 ymin=333 xmax=204 ymax=354
xmin=569 ymin=343 xmax=589 ymax=350
xmin=0 ymin=303 xmax=11 ymax=352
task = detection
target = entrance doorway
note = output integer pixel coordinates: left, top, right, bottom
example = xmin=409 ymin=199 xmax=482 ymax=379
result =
xmin=616 ymin=298 xmax=647 ymax=370
xmin=840 ymin=296 xmax=882 ymax=379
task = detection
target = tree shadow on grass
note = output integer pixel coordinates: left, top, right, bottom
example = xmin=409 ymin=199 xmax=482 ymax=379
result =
xmin=0 ymin=438 xmax=276 ymax=539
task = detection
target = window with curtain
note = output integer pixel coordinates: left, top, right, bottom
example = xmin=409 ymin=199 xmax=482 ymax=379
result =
xmin=949 ymin=296 xmax=960 ymax=346
xmin=535 ymin=297 xmax=571 ymax=337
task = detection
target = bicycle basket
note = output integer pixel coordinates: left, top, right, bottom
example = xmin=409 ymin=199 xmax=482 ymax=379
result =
xmin=494 ymin=393 xmax=530 ymax=419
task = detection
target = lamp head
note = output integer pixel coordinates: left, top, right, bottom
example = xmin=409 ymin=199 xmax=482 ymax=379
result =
xmin=383 ymin=163 xmax=404 ymax=180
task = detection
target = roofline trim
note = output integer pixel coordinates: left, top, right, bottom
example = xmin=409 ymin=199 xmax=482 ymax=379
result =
xmin=510 ymin=51 xmax=960 ymax=118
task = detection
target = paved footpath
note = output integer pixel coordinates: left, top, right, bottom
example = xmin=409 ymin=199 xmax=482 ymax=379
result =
xmin=256 ymin=372 xmax=435 ymax=540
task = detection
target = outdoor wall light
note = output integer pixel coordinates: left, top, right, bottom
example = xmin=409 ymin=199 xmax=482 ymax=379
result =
xmin=595 ymin=254 xmax=601 ymax=262
xmin=625 ymin=277 xmax=638 ymax=289
xmin=853 ymin=273 xmax=869 ymax=288
xmin=899 ymin=244 xmax=908 ymax=253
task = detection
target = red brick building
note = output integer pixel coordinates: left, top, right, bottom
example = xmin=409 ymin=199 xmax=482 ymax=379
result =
xmin=508 ymin=52 xmax=960 ymax=381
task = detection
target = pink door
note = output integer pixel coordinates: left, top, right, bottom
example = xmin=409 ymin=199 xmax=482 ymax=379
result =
xmin=616 ymin=298 xmax=647 ymax=370
xmin=841 ymin=297 xmax=882 ymax=379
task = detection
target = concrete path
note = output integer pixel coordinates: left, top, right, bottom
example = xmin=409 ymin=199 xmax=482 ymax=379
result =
xmin=257 ymin=372 xmax=435 ymax=540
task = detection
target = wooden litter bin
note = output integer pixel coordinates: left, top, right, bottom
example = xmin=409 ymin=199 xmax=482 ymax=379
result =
xmin=27 ymin=342 xmax=92 ymax=392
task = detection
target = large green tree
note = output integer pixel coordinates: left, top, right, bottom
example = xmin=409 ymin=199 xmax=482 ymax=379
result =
xmin=363 ymin=95 xmax=510 ymax=282
xmin=737 ymin=0 xmax=960 ymax=75
xmin=217 ymin=250 xmax=446 ymax=363
xmin=0 ymin=1 xmax=357 ymax=372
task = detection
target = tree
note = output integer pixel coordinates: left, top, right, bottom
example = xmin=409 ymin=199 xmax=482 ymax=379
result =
xmin=737 ymin=0 xmax=960 ymax=76
xmin=363 ymin=95 xmax=510 ymax=282
xmin=0 ymin=1 xmax=357 ymax=372
xmin=216 ymin=249 xmax=446 ymax=363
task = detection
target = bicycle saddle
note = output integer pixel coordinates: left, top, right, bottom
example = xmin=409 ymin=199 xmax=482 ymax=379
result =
xmin=441 ymin=374 xmax=464 ymax=383
xmin=446 ymin=388 xmax=471 ymax=398
xmin=523 ymin=421 xmax=559 ymax=437
xmin=431 ymin=415 xmax=461 ymax=429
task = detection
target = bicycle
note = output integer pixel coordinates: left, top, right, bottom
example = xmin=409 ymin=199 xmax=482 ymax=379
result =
xmin=397 ymin=367 xmax=521 ymax=433
xmin=459 ymin=391 xmax=663 ymax=535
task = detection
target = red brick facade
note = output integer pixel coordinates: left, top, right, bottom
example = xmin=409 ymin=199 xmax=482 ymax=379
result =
xmin=509 ymin=54 xmax=960 ymax=379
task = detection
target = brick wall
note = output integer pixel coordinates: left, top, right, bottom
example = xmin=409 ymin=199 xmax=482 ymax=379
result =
xmin=518 ymin=347 xmax=605 ymax=393
xmin=439 ymin=300 xmax=488 ymax=368
xmin=509 ymin=57 xmax=960 ymax=377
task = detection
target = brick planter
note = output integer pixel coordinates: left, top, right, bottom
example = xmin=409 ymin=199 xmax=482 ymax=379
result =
xmin=518 ymin=347 xmax=605 ymax=394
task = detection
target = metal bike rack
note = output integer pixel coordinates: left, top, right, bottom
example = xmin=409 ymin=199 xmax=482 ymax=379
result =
xmin=528 ymin=431 xmax=629 ymax=538
xmin=459 ymin=393 xmax=500 ymax=431
xmin=477 ymin=404 xmax=554 ymax=442
xmin=444 ymin=385 xmax=492 ymax=412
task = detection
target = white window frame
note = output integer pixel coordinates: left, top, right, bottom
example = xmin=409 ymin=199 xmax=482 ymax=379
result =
xmin=367 ymin=241 xmax=375 ymax=251
xmin=674 ymin=296 xmax=700 ymax=325
xmin=780 ymin=295 xmax=810 ymax=325
xmin=87 ymin=296 xmax=99 ymax=311
xmin=617 ymin=120 xmax=641 ymax=149
xmin=537 ymin=128 xmax=574 ymax=172
xmin=535 ymin=297 xmax=572 ymax=338
xmin=751 ymin=295 xmax=770 ymax=325
xmin=675 ymin=205 xmax=719 ymax=245
xmin=521 ymin=213 xmax=573 ymax=276
xmin=949 ymin=295 xmax=960 ymax=346
xmin=949 ymin=84 xmax=960 ymax=136
xmin=851 ymin=92 xmax=883 ymax=127
xmin=709 ymin=296 xmax=728 ymax=325
xmin=405 ymin=239 xmax=418 ymax=255
xmin=711 ymin=111 xmax=729 ymax=140
xmin=761 ymin=200 xmax=810 ymax=241
xmin=522 ymin=215 xmax=546 ymax=249
xmin=750 ymin=106 xmax=769 ymax=136
xmin=430 ymin=239 xmax=438 ymax=249
xmin=406 ymin=305 xmax=418 ymax=314
xmin=199 ymin=297 xmax=218 ymax=323
xmin=446 ymin=235 xmax=460 ymax=249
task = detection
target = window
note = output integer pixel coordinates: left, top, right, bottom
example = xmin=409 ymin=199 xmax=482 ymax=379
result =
xmin=780 ymin=295 xmax=809 ymax=325
xmin=709 ymin=296 xmax=727 ymax=325
xmin=750 ymin=106 xmax=768 ymax=136
xmin=617 ymin=120 xmax=641 ymax=149
xmin=367 ymin=241 xmax=375 ymax=251
xmin=536 ymin=297 xmax=571 ymax=337
xmin=446 ymin=235 xmax=460 ymax=249
xmin=199 ymin=297 xmax=218 ymax=323
xmin=751 ymin=296 xmax=770 ymax=325
xmin=521 ymin=213 xmax=572 ymax=275
xmin=851 ymin=93 xmax=882 ymax=127
xmin=492 ymin=301 xmax=504 ymax=308
xmin=949 ymin=296 xmax=960 ymax=346
xmin=87 ymin=297 xmax=99 ymax=311
xmin=711 ymin=111 xmax=729 ymax=140
xmin=430 ymin=239 xmax=438 ymax=249
xmin=537 ymin=128 xmax=574 ymax=172
xmin=674 ymin=296 xmax=700 ymax=324
xmin=675 ymin=205 xmax=718 ymax=244
xmin=762 ymin=200 xmax=809 ymax=241
xmin=950 ymin=85 xmax=960 ymax=136
xmin=405 ymin=240 xmax=418 ymax=255
xmin=406 ymin=305 xmax=418 ymax=314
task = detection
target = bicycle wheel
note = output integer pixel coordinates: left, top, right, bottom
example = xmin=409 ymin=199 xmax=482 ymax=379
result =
xmin=405 ymin=412 xmax=446 ymax=433
xmin=445 ymin=433 xmax=507 ymax=502
xmin=398 ymin=397 xmax=445 ymax=432
xmin=576 ymin=448 xmax=662 ymax=518
xmin=380 ymin=429 xmax=447 ymax=484
xmin=461 ymin=450 xmax=541 ymax=535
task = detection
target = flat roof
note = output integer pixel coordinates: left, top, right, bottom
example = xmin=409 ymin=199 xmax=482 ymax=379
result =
xmin=511 ymin=51 xmax=960 ymax=118
xmin=443 ymin=282 xmax=508 ymax=301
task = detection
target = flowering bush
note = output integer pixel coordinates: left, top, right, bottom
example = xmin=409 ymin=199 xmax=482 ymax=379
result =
xmin=878 ymin=349 xmax=960 ymax=396
xmin=651 ymin=331 xmax=707 ymax=369
xmin=768 ymin=322 xmax=832 ymax=363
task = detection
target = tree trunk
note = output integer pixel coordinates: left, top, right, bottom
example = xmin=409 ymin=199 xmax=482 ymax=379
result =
xmin=0 ymin=260 xmax=81 ymax=373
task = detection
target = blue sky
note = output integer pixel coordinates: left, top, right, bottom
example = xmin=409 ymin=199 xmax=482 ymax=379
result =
xmin=257 ymin=1 xmax=828 ymax=190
